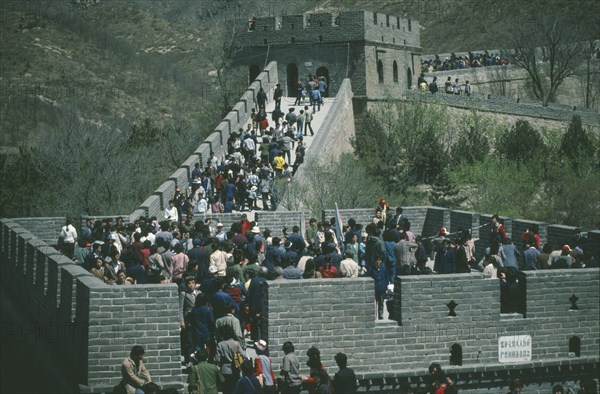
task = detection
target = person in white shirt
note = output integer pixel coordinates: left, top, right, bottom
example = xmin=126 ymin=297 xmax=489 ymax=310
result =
xmin=340 ymin=251 xmax=359 ymax=278
xmin=60 ymin=219 xmax=78 ymax=258
xmin=164 ymin=200 xmax=179 ymax=223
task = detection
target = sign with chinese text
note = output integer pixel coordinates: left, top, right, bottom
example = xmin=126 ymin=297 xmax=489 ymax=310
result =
xmin=498 ymin=335 xmax=532 ymax=363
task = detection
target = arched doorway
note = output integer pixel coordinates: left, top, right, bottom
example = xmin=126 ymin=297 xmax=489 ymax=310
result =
xmin=315 ymin=66 xmax=330 ymax=97
xmin=377 ymin=60 xmax=384 ymax=84
xmin=287 ymin=63 xmax=299 ymax=97
xmin=393 ymin=61 xmax=399 ymax=83
xmin=406 ymin=67 xmax=412 ymax=89
xmin=248 ymin=64 xmax=261 ymax=83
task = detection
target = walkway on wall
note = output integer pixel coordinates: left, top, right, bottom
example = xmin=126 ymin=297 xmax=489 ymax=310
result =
xmin=403 ymin=89 xmax=600 ymax=126
xmin=244 ymin=95 xmax=335 ymax=218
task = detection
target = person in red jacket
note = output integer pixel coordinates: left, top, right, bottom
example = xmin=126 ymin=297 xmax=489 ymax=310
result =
xmin=491 ymin=214 xmax=507 ymax=245
xmin=253 ymin=340 xmax=276 ymax=394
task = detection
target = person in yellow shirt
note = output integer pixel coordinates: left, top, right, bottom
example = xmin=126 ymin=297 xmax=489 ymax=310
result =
xmin=272 ymin=152 xmax=286 ymax=177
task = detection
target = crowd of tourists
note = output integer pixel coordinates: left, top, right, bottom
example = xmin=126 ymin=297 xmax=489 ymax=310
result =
xmin=182 ymin=78 xmax=326 ymax=215
xmin=421 ymin=51 xmax=510 ymax=74
xmin=59 ymin=198 xmax=594 ymax=315
xmin=116 ymin=343 xmax=599 ymax=394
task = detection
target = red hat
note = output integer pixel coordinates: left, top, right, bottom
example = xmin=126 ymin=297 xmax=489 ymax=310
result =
xmin=439 ymin=227 xmax=447 ymax=235
xmin=562 ymin=245 xmax=571 ymax=252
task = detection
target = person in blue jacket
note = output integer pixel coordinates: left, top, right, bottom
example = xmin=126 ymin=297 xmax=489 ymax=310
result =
xmin=368 ymin=253 xmax=388 ymax=320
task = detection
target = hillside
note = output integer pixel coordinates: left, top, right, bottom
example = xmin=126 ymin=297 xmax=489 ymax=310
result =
xmin=1 ymin=1 xmax=221 ymax=153
xmin=2 ymin=0 xmax=598 ymax=152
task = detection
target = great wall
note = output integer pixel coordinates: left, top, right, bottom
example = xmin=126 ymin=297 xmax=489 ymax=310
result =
xmin=1 ymin=9 xmax=598 ymax=394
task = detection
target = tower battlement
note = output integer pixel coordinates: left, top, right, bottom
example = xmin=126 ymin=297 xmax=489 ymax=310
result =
xmin=239 ymin=10 xmax=420 ymax=50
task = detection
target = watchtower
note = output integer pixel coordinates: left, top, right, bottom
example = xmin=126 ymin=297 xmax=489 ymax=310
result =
xmin=235 ymin=10 xmax=421 ymax=99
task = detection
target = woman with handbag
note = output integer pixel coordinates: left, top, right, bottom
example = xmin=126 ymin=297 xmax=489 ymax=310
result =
xmin=215 ymin=326 xmax=247 ymax=394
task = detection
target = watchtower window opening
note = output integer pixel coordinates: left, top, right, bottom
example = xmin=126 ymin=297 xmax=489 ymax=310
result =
xmin=263 ymin=26 xmax=267 ymax=31
xmin=373 ymin=13 xmax=377 ymax=25
xmin=291 ymin=23 xmax=294 ymax=29
xmin=386 ymin=15 xmax=390 ymax=27
xmin=450 ymin=343 xmax=463 ymax=366
xmin=569 ymin=336 xmax=581 ymax=357
xmin=291 ymin=37 xmax=295 ymax=44
xmin=382 ymin=36 xmax=384 ymax=42
xmin=397 ymin=17 xmax=400 ymax=29
xmin=263 ymin=39 xmax=267 ymax=45
xmin=319 ymin=35 xmax=323 ymax=42
xmin=408 ymin=19 xmax=412 ymax=31
xmin=377 ymin=60 xmax=384 ymax=84
xmin=319 ymin=21 xmax=323 ymax=27
xmin=393 ymin=37 xmax=396 ymax=44
xmin=393 ymin=61 xmax=399 ymax=83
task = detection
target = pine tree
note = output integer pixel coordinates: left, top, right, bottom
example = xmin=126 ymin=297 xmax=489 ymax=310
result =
xmin=429 ymin=172 xmax=466 ymax=208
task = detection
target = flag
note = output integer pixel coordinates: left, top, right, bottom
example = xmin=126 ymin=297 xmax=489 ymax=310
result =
xmin=334 ymin=202 xmax=345 ymax=246
xmin=300 ymin=211 xmax=308 ymax=247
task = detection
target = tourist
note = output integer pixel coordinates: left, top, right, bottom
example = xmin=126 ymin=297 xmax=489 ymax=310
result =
xmin=59 ymin=218 xmax=78 ymax=259
xmin=310 ymin=86 xmax=322 ymax=112
xmin=332 ymin=352 xmax=357 ymax=393
xmin=117 ymin=346 xmax=152 ymax=394
xmin=429 ymin=76 xmax=438 ymax=94
xmin=368 ymin=253 xmax=388 ymax=319
xmin=187 ymin=349 xmax=223 ymax=394
xmin=233 ymin=359 xmax=262 ymax=393
xmin=280 ymin=341 xmax=302 ymax=394
xmin=215 ymin=326 xmax=247 ymax=394
xmin=253 ymin=340 xmax=276 ymax=394
xmin=215 ymin=302 xmax=246 ymax=350
xmin=188 ymin=294 xmax=215 ymax=360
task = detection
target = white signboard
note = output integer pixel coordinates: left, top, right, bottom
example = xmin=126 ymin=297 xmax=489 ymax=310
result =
xmin=304 ymin=62 xmax=312 ymax=67
xmin=498 ymin=335 xmax=532 ymax=363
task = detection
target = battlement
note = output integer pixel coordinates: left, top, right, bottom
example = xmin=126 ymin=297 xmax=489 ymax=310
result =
xmin=239 ymin=10 xmax=420 ymax=50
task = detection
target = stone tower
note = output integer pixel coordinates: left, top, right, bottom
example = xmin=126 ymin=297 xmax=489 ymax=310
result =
xmin=235 ymin=10 xmax=421 ymax=99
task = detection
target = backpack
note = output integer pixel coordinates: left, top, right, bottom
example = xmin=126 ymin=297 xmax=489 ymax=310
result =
xmin=319 ymin=263 xmax=338 ymax=278
xmin=148 ymin=255 xmax=162 ymax=275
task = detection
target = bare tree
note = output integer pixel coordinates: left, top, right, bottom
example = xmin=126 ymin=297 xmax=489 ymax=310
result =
xmin=504 ymin=15 xmax=586 ymax=106
xmin=203 ymin=9 xmax=247 ymax=117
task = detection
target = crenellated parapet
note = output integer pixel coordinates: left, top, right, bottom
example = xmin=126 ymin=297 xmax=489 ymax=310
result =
xmin=238 ymin=11 xmax=420 ymax=50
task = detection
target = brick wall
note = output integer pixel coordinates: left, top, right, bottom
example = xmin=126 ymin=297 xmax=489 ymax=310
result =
xmin=404 ymin=88 xmax=600 ymax=126
xmin=0 ymin=219 xmax=184 ymax=391
xmin=321 ymin=206 xmax=430 ymax=237
xmin=81 ymin=279 xmax=182 ymax=388
xmin=421 ymin=62 xmax=600 ymax=112
xmin=263 ymin=270 xmax=599 ymax=391
xmin=236 ymin=11 xmax=420 ymax=98
xmin=255 ymin=211 xmax=306 ymax=237
xmin=239 ymin=11 xmax=366 ymax=49
xmin=132 ymin=62 xmax=279 ymax=220
xmin=299 ymin=79 xmax=355 ymax=172
xmin=11 ymin=217 xmax=65 ymax=245
xmin=3 ymin=206 xmax=598 ymax=392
